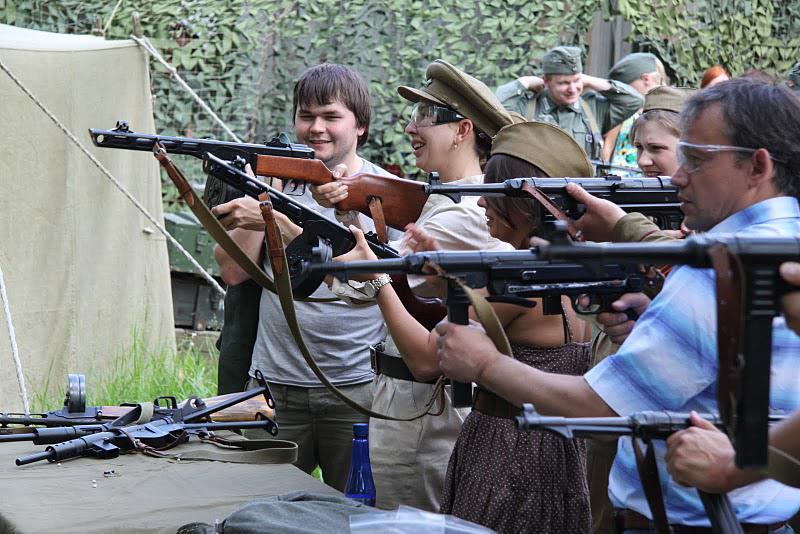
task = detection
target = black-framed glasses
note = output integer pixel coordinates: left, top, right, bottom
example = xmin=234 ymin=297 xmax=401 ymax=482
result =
xmin=409 ymin=102 xmax=465 ymax=127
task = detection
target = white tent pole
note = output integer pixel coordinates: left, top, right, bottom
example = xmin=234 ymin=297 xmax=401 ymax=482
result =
xmin=0 ymin=263 xmax=30 ymax=415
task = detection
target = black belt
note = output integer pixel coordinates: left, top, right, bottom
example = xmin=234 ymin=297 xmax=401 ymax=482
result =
xmin=614 ymin=509 xmax=787 ymax=534
xmin=369 ymin=344 xmax=440 ymax=385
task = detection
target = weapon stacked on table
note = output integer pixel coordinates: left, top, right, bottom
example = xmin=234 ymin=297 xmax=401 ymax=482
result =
xmin=5 ymin=372 xmax=278 ymax=466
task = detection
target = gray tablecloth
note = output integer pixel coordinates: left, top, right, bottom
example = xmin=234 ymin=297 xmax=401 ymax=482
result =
xmin=0 ymin=440 xmax=339 ymax=534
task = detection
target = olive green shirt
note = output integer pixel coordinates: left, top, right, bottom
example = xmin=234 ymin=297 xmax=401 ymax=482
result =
xmin=495 ymin=79 xmax=644 ymax=160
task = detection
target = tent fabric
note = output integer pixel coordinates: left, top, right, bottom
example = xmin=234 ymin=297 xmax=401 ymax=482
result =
xmin=0 ymin=24 xmax=174 ymax=411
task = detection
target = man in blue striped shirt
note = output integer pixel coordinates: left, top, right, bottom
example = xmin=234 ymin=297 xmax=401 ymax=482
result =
xmin=434 ymin=78 xmax=800 ymax=531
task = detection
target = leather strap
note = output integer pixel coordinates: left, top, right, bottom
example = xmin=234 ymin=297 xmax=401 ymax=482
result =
xmin=708 ymin=244 xmax=744 ymax=433
xmin=520 ymin=182 xmax=580 ymax=240
xmin=153 ymin=144 xmax=278 ymax=293
xmin=368 ymin=197 xmax=389 ymax=243
xmin=152 ymin=145 xmax=333 ymax=303
xmin=765 ymin=445 xmax=800 ymax=488
xmin=258 ymin=198 xmax=445 ymax=421
xmin=631 ymin=438 xmax=672 ymax=534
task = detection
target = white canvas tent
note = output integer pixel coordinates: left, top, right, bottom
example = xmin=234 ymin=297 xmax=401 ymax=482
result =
xmin=0 ymin=24 xmax=174 ymax=410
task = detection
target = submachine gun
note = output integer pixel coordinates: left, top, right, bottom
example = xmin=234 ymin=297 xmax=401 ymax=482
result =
xmin=424 ymin=176 xmax=683 ymax=232
xmin=533 ymin=234 xmax=800 ymax=469
xmin=200 ymin=154 xmax=446 ymax=329
xmin=516 ymin=404 xmax=789 ymax=534
xmin=304 ymin=249 xmax=661 ymax=408
xmin=8 ymin=371 xmax=279 ymax=466
xmin=89 ymin=121 xmax=315 ymax=206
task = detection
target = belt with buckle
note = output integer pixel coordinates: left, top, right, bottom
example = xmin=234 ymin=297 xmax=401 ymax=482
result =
xmin=614 ymin=509 xmax=786 ymax=533
xmin=369 ymin=344 xmax=439 ymax=384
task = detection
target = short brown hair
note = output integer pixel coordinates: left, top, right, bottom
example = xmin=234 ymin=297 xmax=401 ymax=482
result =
xmin=483 ymin=154 xmax=548 ymax=238
xmin=292 ymin=64 xmax=372 ymax=147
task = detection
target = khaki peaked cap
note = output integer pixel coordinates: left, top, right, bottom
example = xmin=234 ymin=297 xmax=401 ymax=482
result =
xmin=643 ymin=86 xmax=695 ymax=113
xmin=398 ymin=60 xmax=513 ymax=137
xmin=491 ymin=122 xmax=594 ymax=177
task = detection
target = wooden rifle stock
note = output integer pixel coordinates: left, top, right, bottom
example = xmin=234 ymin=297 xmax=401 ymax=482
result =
xmin=94 ymin=392 xmax=275 ymax=423
xmin=254 ymin=155 xmax=430 ymax=229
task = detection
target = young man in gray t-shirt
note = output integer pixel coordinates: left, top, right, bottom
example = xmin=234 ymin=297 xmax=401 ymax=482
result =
xmin=212 ymin=64 xmax=388 ymax=491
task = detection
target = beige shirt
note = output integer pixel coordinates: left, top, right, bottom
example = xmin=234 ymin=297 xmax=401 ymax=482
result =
xmin=390 ymin=174 xmax=514 ymax=297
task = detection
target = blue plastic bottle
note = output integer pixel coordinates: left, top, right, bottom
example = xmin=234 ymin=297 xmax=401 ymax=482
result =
xmin=344 ymin=423 xmax=376 ymax=506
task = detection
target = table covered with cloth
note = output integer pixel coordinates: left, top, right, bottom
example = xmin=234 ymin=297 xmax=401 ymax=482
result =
xmin=0 ymin=436 xmax=340 ymax=534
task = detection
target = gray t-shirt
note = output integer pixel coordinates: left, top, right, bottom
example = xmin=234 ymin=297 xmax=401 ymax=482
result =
xmin=249 ymin=158 xmax=391 ymax=386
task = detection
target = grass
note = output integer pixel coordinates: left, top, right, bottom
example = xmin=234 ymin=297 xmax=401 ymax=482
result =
xmin=30 ymin=328 xmax=219 ymax=411
xmin=28 ymin=327 xmax=328 ymax=483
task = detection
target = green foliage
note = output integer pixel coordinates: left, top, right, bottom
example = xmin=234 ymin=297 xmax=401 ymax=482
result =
xmin=6 ymin=0 xmax=597 ymax=186
xmin=30 ymin=330 xmax=218 ymax=411
xmin=608 ymin=0 xmax=800 ymax=85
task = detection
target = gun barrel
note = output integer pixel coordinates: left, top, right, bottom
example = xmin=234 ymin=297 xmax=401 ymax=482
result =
xmin=89 ymin=126 xmax=314 ymax=161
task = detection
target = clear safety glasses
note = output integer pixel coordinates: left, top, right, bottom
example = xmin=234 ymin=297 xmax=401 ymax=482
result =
xmin=676 ymin=141 xmax=757 ymax=173
xmin=409 ymin=101 xmax=465 ymax=127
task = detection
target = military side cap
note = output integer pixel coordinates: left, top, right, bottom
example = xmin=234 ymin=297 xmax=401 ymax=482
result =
xmin=643 ymin=86 xmax=695 ymax=113
xmin=608 ymin=52 xmax=658 ymax=84
xmin=491 ymin=121 xmax=593 ymax=177
xmin=542 ymin=46 xmax=583 ymax=75
xmin=787 ymin=61 xmax=800 ymax=92
xmin=398 ymin=60 xmax=513 ymax=137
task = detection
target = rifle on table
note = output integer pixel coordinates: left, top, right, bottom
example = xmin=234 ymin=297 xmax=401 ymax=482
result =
xmin=201 ymin=154 xmax=446 ymax=328
xmin=12 ymin=371 xmax=280 ymax=465
xmin=534 ymin=234 xmax=800 ymax=469
xmin=89 ymin=121 xmax=315 ymax=207
xmin=516 ymin=404 xmax=790 ymax=534
xmin=425 ymin=176 xmax=682 ymax=234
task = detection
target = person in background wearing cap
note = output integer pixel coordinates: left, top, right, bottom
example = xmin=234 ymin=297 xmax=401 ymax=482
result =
xmin=567 ymin=85 xmax=694 ymax=534
xmin=496 ymin=45 xmax=644 ymax=161
xmin=335 ymin=121 xmax=595 ymax=533
xmin=312 ymin=60 xmax=514 ymax=512
xmin=211 ymin=63 xmax=396 ymax=492
xmin=602 ymin=52 xmax=667 ymax=176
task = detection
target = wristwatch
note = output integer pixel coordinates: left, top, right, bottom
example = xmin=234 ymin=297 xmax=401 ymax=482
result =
xmin=365 ymin=274 xmax=392 ymax=296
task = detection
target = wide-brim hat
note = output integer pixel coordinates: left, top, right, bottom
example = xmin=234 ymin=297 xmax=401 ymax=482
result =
xmin=490 ymin=121 xmax=593 ymax=177
xmin=398 ymin=60 xmax=513 ymax=137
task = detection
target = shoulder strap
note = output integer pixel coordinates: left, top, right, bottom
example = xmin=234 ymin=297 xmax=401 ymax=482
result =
xmin=580 ymin=99 xmax=603 ymax=159
xmin=258 ymin=196 xmax=445 ymax=421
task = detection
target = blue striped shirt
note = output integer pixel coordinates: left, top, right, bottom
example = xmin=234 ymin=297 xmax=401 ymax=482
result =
xmin=585 ymin=196 xmax=800 ymax=525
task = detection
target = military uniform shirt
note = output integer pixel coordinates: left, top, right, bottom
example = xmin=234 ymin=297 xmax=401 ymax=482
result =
xmin=495 ymin=79 xmax=643 ymax=159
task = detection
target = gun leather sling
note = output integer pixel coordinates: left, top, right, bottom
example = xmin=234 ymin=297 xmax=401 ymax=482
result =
xmin=153 ymin=144 xmax=335 ymax=303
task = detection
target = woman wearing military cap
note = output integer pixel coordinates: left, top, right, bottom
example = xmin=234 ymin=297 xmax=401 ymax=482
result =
xmin=314 ymin=59 xmax=516 ymax=512
xmin=338 ymin=121 xmax=594 ymax=533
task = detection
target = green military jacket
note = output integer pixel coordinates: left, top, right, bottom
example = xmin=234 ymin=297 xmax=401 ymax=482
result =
xmin=495 ymin=79 xmax=644 ymax=160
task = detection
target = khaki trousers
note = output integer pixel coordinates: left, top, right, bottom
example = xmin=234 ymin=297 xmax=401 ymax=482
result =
xmin=369 ymin=374 xmax=469 ymax=512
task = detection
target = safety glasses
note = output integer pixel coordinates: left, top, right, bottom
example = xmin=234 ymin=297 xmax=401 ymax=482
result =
xmin=409 ymin=102 xmax=465 ymax=127
xmin=676 ymin=141 xmax=756 ymax=173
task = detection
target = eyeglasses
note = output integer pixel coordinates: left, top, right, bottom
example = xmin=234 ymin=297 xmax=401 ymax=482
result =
xmin=409 ymin=102 xmax=465 ymax=127
xmin=676 ymin=141 xmax=757 ymax=173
